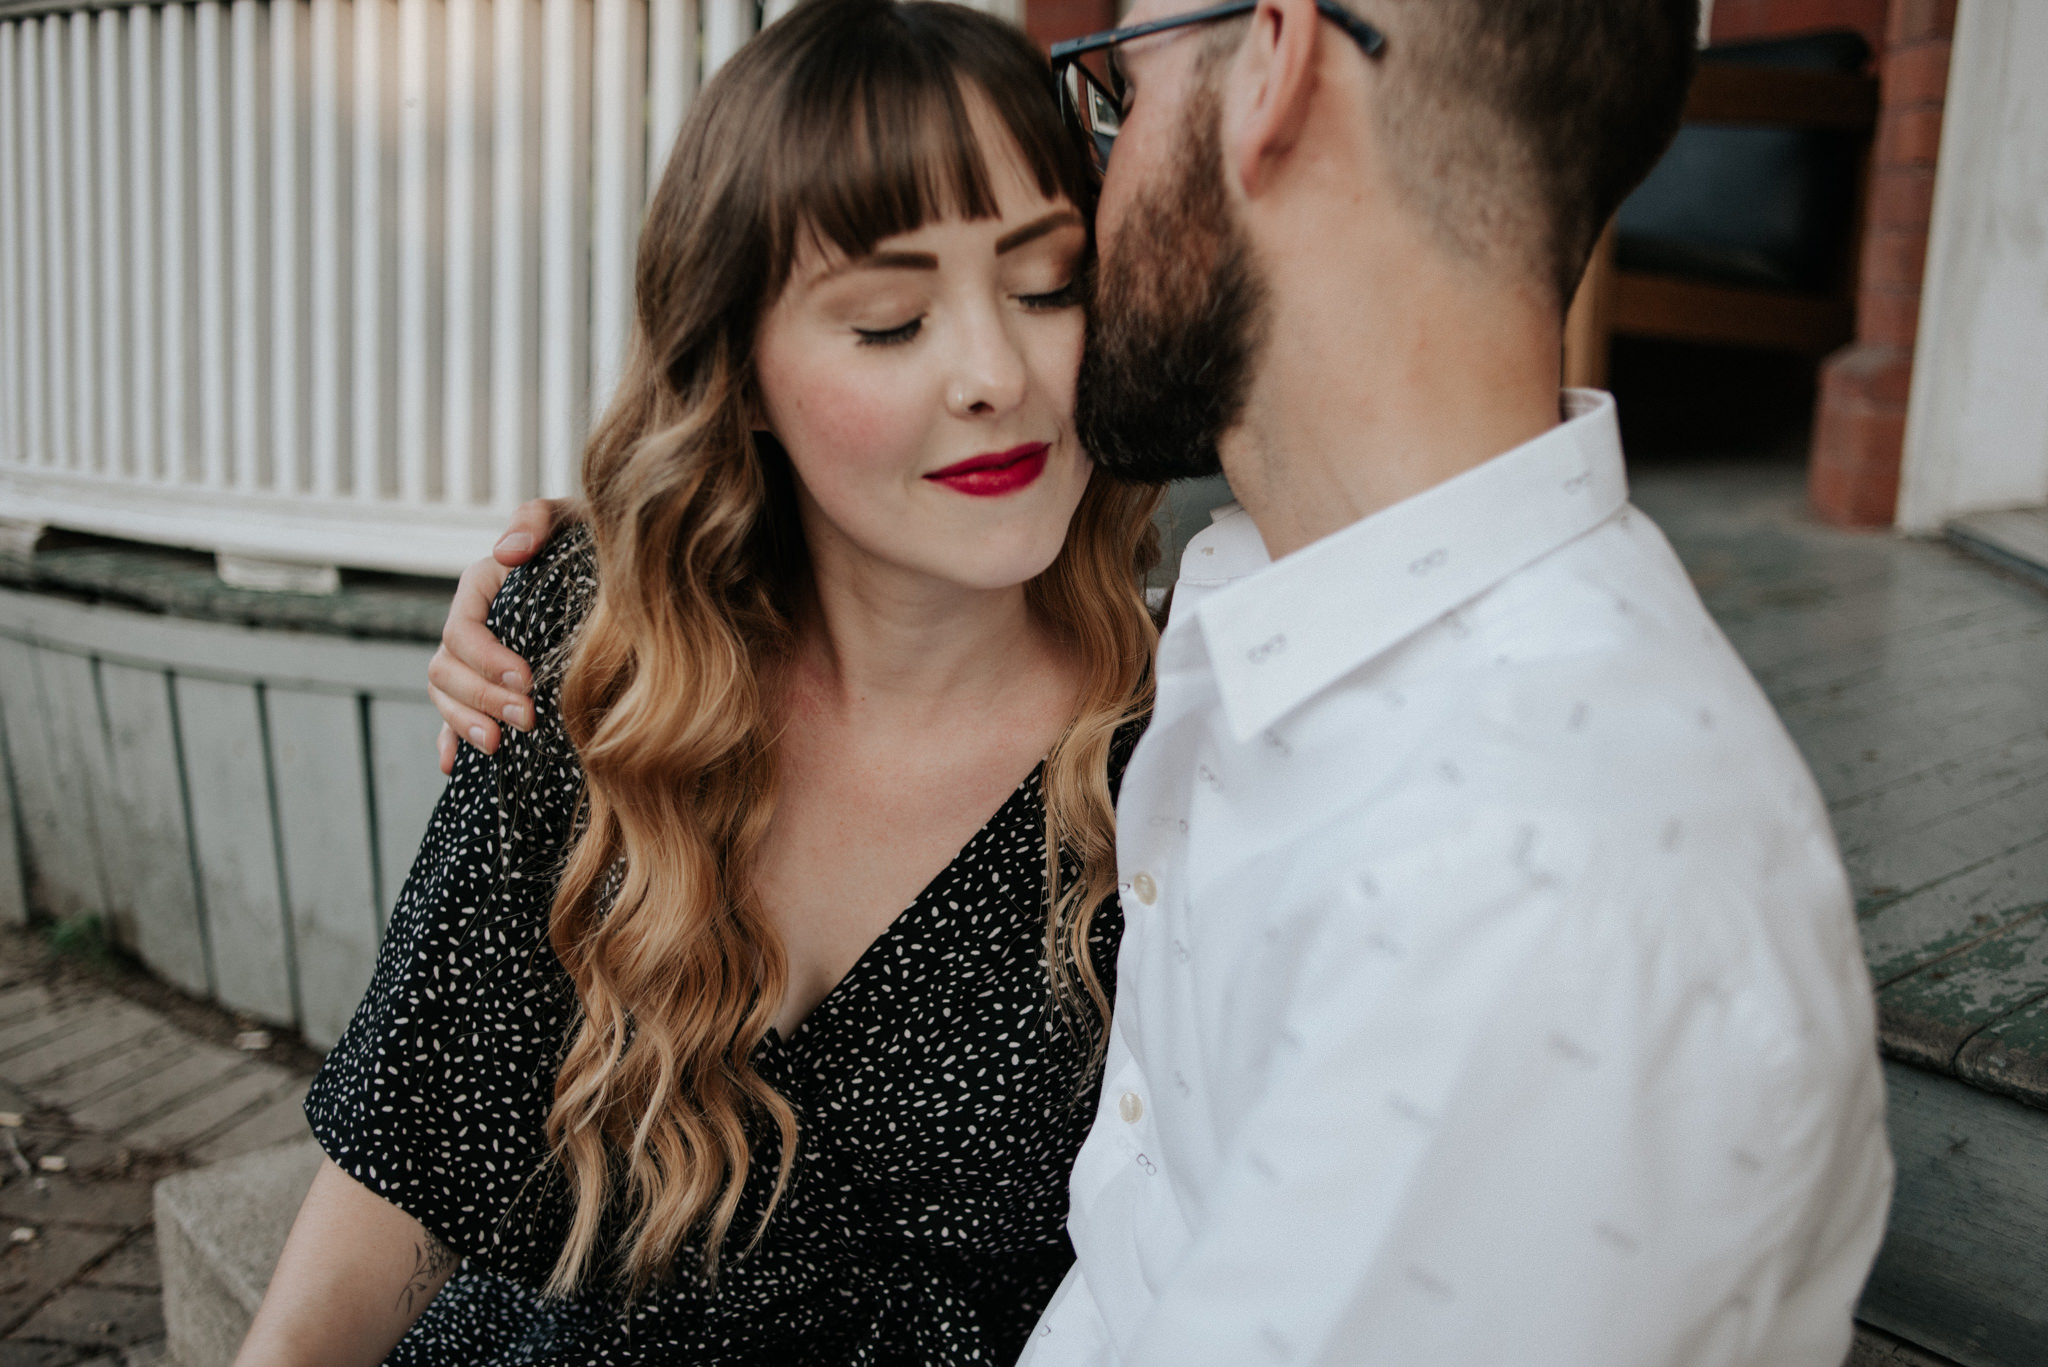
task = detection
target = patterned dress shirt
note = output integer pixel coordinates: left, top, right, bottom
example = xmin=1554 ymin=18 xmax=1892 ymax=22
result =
xmin=1019 ymin=391 xmax=1894 ymax=1367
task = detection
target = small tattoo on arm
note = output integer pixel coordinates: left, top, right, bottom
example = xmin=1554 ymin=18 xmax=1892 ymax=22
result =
xmin=396 ymin=1232 xmax=459 ymax=1316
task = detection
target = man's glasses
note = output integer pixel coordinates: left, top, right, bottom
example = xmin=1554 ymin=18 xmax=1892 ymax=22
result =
xmin=1049 ymin=0 xmax=1387 ymax=178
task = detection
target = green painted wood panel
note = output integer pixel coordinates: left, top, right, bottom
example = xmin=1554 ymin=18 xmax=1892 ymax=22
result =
xmin=97 ymin=662 xmax=211 ymax=997
xmin=265 ymin=688 xmax=381 ymax=1049
xmin=1879 ymin=911 xmax=2048 ymax=1073
xmin=1860 ymin=1061 xmax=2048 ymax=1367
xmin=0 ymin=638 xmax=100 ymax=919
xmin=32 ymin=648 xmax=120 ymax=922
xmin=0 ymin=677 xmax=26 ymax=927
xmin=1956 ymin=989 xmax=2048 ymax=1111
xmin=173 ymin=675 xmax=295 ymax=1026
xmin=365 ymin=696 xmax=445 ymax=933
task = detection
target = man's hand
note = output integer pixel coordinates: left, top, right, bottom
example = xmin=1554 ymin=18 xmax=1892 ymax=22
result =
xmin=430 ymin=499 xmax=564 ymax=775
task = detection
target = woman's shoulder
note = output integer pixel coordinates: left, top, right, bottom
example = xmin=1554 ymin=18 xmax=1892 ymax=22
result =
xmin=488 ymin=522 xmax=600 ymax=667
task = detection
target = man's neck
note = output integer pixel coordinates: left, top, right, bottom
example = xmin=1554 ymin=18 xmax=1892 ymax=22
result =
xmin=1221 ymin=251 xmax=1564 ymax=562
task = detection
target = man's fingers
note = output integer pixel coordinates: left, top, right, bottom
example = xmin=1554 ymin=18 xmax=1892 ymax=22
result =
xmin=445 ymin=559 xmax=534 ymax=701
xmin=429 ymin=682 xmax=501 ymax=756
xmin=491 ymin=498 xmax=566 ymax=567
xmin=429 ymin=645 xmax=533 ymax=733
xmin=436 ymin=723 xmax=457 ymax=777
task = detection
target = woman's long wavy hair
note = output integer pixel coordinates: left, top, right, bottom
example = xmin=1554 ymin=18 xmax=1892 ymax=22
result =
xmin=543 ymin=0 xmax=1162 ymax=1297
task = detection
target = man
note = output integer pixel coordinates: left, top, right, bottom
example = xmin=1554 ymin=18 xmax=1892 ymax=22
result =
xmin=435 ymin=1 xmax=1892 ymax=1360
xmin=1016 ymin=1 xmax=1891 ymax=1362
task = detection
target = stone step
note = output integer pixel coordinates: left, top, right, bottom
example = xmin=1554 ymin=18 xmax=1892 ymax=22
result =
xmin=154 ymin=1139 xmax=322 ymax=1367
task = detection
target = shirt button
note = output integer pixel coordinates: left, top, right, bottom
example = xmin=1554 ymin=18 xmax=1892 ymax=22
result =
xmin=1118 ymin=1092 xmax=1144 ymax=1124
xmin=1131 ymin=873 xmax=1158 ymax=905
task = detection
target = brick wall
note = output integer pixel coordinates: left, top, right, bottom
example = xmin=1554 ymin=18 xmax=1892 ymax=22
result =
xmin=1710 ymin=0 xmax=1888 ymax=51
xmin=1025 ymin=0 xmax=1115 ymax=50
xmin=1809 ymin=0 xmax=1956 ymax=526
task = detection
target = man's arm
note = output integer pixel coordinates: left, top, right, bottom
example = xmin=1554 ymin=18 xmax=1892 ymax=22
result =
xmin=231 ymin=1158 xmax=461 ymax=1367
xmin=428 ymin=499 xmax=564 ymax=774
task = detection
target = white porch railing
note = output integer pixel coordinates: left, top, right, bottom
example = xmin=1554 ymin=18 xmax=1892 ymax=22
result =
xmin=0 ymin=0 xmax=795 ymax=575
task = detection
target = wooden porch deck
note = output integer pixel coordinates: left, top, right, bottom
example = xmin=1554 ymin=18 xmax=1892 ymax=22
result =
xmin=1636 ymin=458 xmax=2048 ymax=1367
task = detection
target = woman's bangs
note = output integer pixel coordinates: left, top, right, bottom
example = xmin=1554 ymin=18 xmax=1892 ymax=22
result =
xmin=764 ymin=2 xmax=1091 ymax=287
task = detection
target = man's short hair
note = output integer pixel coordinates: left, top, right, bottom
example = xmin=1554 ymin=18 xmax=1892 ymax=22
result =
xmin=1371 ymin=0 xmax=1698 ymax=307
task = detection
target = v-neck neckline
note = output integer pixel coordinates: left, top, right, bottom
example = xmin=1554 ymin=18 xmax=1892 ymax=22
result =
xmin=764 ymin=760 xmax=1046 ymax=1052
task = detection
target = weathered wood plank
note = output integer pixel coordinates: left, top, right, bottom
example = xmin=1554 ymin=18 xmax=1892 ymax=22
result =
xmin=0 ymin=680 xmax=27 ymax=926
xmin=264 ymin=688 xmax=380 ymax=1049
xmin=98 ymin=662 xmax=210 ymax=996
xmin=1956 ymin=990 xmax=2048 ymax=1111
xmin=1879 ymin=911 xmax=2048 ymax=1072
xmin=1829 ymin=725 xmax=2048 ymax=861
xmin=0 ymin=586 xmax=435 ymax=697
xmin=31 ymin=648 xmax=121 ymax=921
xmin=365 ymin=695 xmax=445 ymax=931
xmin=173 ymin=675 xmax=295 ymax=1025
xmin=1858 ymin=1061 xmax=2048 ymax=1367
xmin=1859 ymin=833 xmax=2048 ymax=985
xmin=0 ymin=638 xmax=100 ymax=919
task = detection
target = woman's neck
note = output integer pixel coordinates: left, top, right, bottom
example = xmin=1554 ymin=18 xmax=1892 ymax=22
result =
xmin=789 ymin=536 xmax=1062 ymax=727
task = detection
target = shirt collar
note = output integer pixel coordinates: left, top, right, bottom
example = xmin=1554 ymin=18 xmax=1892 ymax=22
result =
xmin=1193 ymin=390 xmax=1629 ymax=743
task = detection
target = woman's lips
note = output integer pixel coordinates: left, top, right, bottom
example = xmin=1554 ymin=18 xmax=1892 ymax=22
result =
xmin=923 ymin=442 xmax=1050 ymax=498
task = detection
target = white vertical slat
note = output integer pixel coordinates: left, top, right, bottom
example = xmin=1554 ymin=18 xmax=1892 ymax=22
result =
xmin=126 ymin=6 xmax=157 ymax=484
xmin=644 ymin=0 xmax=694 ymax=193
xmin=308 ymin=0 xmax=347 ymax=498
xmin=16 ymin=26 xmax=45 ymax=472
xmin=270 ymin=0 xmax=306 ymax=494
xmin=94 ymin=12 xmax=123 ymax=478
xmin=40 ymin=19 xmax=69 ymax=472
xmin=0 ymin=23 xmax=22 ymax=467
xmin=537 ymin=0 xmax=588 ymax=500
xmin=160 ymin=2 xmax=195 ymax=484
xmin=703 ymin=0 xmax=751 ymax=81
xmin=441 ymin=0 xmax=485 ymax=506
xmin=352 ymin=0 xmax=395 ymax=500
xmin=229 ymin=0 xmax=267 ymax=491
xmin=66 ymin=12 xmax=94 ymax=473
xmin=396 ymin=0 xmax=442 ymax=506
xmin=194 ymin=0 xmax=229 ymax=489
xmin=588 ymin=0 xmax=643 ymax=424
xmin=489 ymin=0 xmax=538 ymax=509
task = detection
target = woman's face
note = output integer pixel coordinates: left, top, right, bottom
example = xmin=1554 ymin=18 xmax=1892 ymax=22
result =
xmin=754 ymin=103 xmax=1092 ymax=598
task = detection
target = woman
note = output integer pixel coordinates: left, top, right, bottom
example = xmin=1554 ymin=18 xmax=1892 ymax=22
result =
xmin=235 ymin=3 xmax=1159 ymax=1363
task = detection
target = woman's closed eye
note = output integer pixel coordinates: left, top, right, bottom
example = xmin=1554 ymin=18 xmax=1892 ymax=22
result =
xmin=855 ymin=316 xmax=925 ymax=347
xmin=1018 ymin=279 xmax=1083 ymax=312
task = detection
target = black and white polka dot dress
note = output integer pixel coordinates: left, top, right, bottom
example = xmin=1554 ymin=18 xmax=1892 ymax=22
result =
xmin=305 ymin=530 xmax=1136 ymax=1366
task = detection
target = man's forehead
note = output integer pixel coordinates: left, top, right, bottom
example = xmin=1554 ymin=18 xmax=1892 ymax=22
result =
xmin=1122 ymin=0 xmax=1208 ymax=30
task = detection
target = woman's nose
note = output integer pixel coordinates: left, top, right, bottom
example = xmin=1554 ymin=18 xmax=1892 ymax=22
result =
xmin=945 ymin=311 xmax=1029 ymax=419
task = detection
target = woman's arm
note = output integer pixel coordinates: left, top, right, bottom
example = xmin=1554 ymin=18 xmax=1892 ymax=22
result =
xmin=232 ymin=1158 xmax=461 ymax=1367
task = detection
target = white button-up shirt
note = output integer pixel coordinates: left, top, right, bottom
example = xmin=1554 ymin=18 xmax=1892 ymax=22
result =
xmin=1021 ymin=392 xmax=1893 ymax=1367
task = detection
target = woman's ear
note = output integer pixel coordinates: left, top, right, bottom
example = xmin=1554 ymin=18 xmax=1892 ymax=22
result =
xmin=1223 ymin=0 xmax=1322 ymax=200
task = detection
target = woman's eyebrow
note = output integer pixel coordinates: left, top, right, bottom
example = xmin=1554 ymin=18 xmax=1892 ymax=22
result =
xmin=996 ymin=209 xmax=1084 ymax=255
xmin=838 ymin=250 xmax=940 ymax=275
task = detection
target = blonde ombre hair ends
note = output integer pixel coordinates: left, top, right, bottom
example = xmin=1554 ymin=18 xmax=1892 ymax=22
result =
xmin=543 ymin=0 xmax=1160 ymax=1295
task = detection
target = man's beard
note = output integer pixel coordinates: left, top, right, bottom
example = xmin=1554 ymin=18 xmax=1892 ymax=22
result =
xmin=1076 ymin=88 xmax=1268 ymax=485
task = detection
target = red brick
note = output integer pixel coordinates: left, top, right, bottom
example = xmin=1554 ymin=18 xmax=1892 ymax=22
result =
xmin=1888 ymin=0 xmax=1958 ymax=46
xmin=1883 ymin=40 xmax=1955 ymax=105
xmin=1876 ymin=105 xmax=1945 ymax=168
xmin=1025 ymin=0 xmax=1115 ymax=49
xmin=1858 ymin=288 xmax=1927 ymax=348
xmin=1819 ymin=341 xmax=1915 ymax=407
xmin=1810 ymin=409 xmax=1907 ymax=526
xmin=1711 ymin=0 xmax=1886 ymax=52
xmin=1866 ymin=165 xmax=1938 ymax=232
xmin=1858 ymin=226 xmax=1931 ymax=297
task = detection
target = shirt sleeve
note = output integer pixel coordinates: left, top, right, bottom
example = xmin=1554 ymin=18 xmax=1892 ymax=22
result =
xmin=303 ymin=530 xmax=597 ymax=1289
xmin=1110 ymin=807 xmax=1886 ymax=1367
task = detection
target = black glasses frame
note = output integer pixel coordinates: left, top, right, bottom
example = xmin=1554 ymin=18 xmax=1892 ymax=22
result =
xmin=1049 ymin=1 xmax=1387 ymax=176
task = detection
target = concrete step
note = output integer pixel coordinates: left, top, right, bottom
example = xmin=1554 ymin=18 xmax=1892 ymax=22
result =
xmin=154 ymin=1139 xmax=322 ymax=1367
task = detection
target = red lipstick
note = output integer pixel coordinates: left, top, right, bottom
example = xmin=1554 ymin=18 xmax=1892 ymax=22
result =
xmin=923 ymin=442 xmax=1050 ymax=498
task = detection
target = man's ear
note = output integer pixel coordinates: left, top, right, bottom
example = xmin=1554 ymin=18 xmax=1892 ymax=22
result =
xmin=1222 ymin=0 xmax=1321 ymax=199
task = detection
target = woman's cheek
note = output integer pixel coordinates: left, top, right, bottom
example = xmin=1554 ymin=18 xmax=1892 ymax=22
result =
xmin=777 ymin=365 xmax=930 ymax=496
